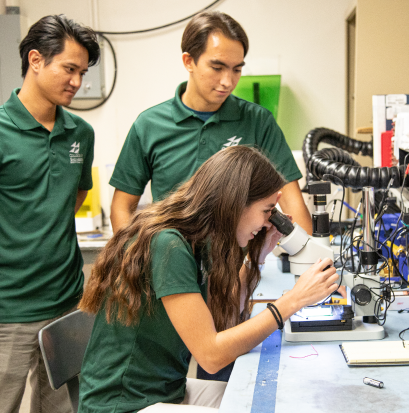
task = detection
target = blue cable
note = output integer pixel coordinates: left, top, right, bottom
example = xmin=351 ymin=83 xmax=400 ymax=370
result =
xmin=343 ymin=201 xmax=363 ymax=217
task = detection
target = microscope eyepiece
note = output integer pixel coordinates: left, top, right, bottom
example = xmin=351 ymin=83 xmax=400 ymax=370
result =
xmin=269 ymin=207 xmax=294 ymax=236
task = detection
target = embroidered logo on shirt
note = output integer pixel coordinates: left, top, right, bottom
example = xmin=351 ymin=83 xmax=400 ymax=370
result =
xmin=69 ymin=142 xmax=84 ymax=164
xmin=70 ymin=142 xmax=80 ymax=153
xmin=222 ymin=136 xmax=242 ymax=149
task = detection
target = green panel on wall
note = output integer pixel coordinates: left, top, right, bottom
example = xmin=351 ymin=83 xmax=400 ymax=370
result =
xmin=232 ymin=75 xmax=281 ymax=119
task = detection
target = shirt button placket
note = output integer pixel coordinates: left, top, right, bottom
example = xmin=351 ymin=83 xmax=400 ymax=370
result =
xmin=202 ymin=124 xmax=208 ymax=146
xmin=50 ymin=143 xmax=57 ymax=173
xmin=199 ymin=125 xmax=208 ymax=159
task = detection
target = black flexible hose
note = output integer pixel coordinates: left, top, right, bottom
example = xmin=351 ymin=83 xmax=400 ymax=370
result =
xmin=308 ymin=147 xmax=402 ymax=189
xmin=303 ymin=127 xmax=373 ymax=166
xmin=303 ymin=128 xmax=405 ymax=190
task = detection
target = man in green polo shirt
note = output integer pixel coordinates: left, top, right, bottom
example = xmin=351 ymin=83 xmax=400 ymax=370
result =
xmin=0 ymin=15 xmax=100 ymax=413
xmin=110 ymin=11 xmax=312 ymax=237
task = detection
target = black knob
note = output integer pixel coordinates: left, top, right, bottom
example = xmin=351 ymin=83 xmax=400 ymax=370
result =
xmin=351 ymin=284 xmax=372 ymax=306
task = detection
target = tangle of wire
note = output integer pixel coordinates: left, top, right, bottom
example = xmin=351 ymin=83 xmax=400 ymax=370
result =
xmin=336 ymin=155 xmax=409 ymax=323
xmin=332 ymin=168 xmax=409 ymax=324
xmin=373 ymin=153 xmax=409 ymax=290
xmin=381 ymin=153 xmax=409 ymax=245
xmin=307 ymin=177 xmax=409 ymax=323
xmin=332 ymin=229 xmax=395 ymax=325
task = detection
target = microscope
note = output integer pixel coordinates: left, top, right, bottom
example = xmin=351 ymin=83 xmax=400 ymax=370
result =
xmin=271 ymin=181 xmax=334 ymax=275
xmin=270 ymin=182 xmax=385 ymax=342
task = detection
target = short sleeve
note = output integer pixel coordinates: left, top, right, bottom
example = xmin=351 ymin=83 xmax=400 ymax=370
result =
xmin=78 ymin=126 xmax=94 ymax=190
xmin=258 ymin=113 xmax=302 ymax=183
xmin=109 ymin=123 xmax=152 ymax=196
xmin=150 ymin=230 xmax=201 ymax=299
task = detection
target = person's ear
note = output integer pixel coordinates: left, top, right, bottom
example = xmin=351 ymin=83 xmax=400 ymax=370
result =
xmin=28 ymin=49 xmax=44 ymax=74
xmin=182 ymin=52 xmax=195 ymax=73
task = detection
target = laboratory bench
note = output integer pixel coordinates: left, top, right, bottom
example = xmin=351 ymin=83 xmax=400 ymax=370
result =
xmin=220 ymin=256 xmax=409 ymax=413
xmin=77 ymin=239 xmax=409 ymax=412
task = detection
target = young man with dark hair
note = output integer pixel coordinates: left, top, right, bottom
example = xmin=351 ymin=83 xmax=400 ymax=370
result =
xmin=19 ymin=14 xmax=100 ymax=78
xmin=110 ymin=11 xmax=312 ymax=238
xmin=0 ymin=14 xmax=100 ymax=412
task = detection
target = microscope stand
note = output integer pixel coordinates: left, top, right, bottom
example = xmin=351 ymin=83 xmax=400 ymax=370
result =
xmin=284 ymin=316 xmax=385 ymax=342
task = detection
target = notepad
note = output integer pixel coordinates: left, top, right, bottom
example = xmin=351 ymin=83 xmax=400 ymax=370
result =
xmin=340 ymin=341 xmax=409 ymax=366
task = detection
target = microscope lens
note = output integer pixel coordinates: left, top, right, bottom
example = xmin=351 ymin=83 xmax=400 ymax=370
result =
xmin=269 ymin=208 xmax=294 ymax=236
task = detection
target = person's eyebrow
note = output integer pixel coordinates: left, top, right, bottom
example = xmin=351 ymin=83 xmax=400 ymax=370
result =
xmin=66 ymin=62 xmax=88 ymax=72
xmin=209 ymin=59 xmax=246 ymax=68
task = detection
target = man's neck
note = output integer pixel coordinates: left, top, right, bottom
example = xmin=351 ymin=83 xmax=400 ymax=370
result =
xmin=182 ymin=82 xmax=222 ymax=113
xmin=18 ymin=82 xmax=56 ymax=132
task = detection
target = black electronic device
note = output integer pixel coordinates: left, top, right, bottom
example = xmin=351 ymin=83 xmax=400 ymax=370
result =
xmin=290 ymin=305 xmax=353 ymax=332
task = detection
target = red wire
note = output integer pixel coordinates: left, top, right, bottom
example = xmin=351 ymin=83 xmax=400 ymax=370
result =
xmin=289 ymin=345 xmax=319 ymax=359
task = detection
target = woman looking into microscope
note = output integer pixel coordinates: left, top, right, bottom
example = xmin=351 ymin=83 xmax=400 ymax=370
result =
xmin=78 ymin=146 xmax=338 ymax=413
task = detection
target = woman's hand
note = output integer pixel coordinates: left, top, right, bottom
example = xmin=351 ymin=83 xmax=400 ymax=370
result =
xmin=288 ymin=257 xmax=339 ymax=309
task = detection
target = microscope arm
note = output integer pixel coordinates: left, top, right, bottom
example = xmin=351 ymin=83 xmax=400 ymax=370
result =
xmin=279 ymin=223 xmax=334 ymax=276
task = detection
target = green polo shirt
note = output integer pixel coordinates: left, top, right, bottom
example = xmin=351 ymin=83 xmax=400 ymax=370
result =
xmin=79 ymin=229 xmax=208 ymax=413
xmin=0 ymin=89 xmax=94 ymax=323
xmin=110 ymin=82 xmax=302 ymax=201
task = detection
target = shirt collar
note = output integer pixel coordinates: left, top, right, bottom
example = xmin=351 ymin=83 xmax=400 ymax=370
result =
xmin=4 ymin=88 xmax=77 ymax=132
xmin=171 ymin=82 xmax=241 ymax=124
xmin=171 ymin=82 xmax=194 ymax=123
xmin=53 ymin=105 xmax=77 ymax=136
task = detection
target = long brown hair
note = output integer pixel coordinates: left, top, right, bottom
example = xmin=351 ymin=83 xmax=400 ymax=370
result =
xmin=80 ymin=146 xmax=285 ymax=331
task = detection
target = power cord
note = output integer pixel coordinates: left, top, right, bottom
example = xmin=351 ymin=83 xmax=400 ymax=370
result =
xmin=68 ymin=33 xmax=117 ymax=111
xmin=68 ymin=0 xmax=222 ymax=111
xmin=95 ymin=0 xmax=222 ymax=35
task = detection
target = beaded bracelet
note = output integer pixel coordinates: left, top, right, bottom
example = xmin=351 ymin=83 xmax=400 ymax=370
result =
xmin=243 ymin=256 xmax=265 ymax=271
xmin=267 ymin=303 xmax=284 ymax=330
